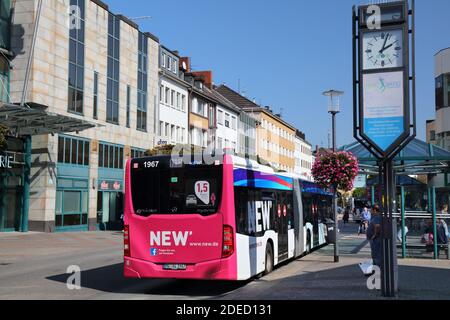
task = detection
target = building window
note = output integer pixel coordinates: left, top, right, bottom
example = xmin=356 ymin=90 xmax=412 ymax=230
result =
xmin=225 ymin=113 xmax=230 ymax=128
xmin=171 ymin=90 xmax=175 ymax=107
xmin=131 ymin=148 xmax=145 ymax=159
xmin=182 ymin=95 xmax=186 ymax=112
xmin=430 ymin=130 xmax=436 ymax=141
xmin=137 ymin=32 xmax=148 ymax=131
xmin=165 ymin=123 xmax=169 ymax=137
xmin=209 ymin=105 xmax=215 ymax=128
xmin=165 ymin=87 xmax=170 ymax=104
xmin=217 ymin=110 xmax=223 ymax=125
xmin=0 ymin=56 xmax=9 ymax=103
xmin=159 ymin=85 xmax=164 ymax=102
xmin=126 ymin=85 xmax=130 ymax=128
xmin=436 ymin=75 xmax=444 ymax=110
xmin=196 ymin=99 xmax=206 ymax=116
xmin=68 ymin=0 xmax=85 ymax=114
xmin=447 ymin=74 xmax=450 ymax=108
xmin=58 ymin=135 xmax=89 ymax=166
xmin=231 ymin=116 xmax=237 ymax=130
xmin=98 ymin=143 xmax=124 ymax=169
xmin=172 ymin=60 xmax=177 ymax=73
xmin=93 ymin=72 xmax=98 ymax=119
xmin=171 ymin=125 xmax=175 ymax=142
xmin=176 ymin=92 xmax=181 ymax=110
xmin=55 ymin=179 xmax=88 ymax=228
xmin=107 ymin=13 xmax=120 ymax=124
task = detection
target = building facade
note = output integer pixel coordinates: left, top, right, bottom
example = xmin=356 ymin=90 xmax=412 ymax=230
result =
xmin=0 ymin=0 xmax=10 ymax=103
xmin=215 ymin=85 xmax=258 ymax=159
xmin=294 ymin=130 xmax=313 ymax=181
xmin=156 ymin=46 xmax=189 ymax=146
xmin=208 ymin=84 xmax=241 ymax=153
xmin=8 ymin=0 xmax=159 ymax=232
xmin=255 ymin=108 xmax=296 ymax=172
xmin=428 ymin=47 xmax=450 ymax=193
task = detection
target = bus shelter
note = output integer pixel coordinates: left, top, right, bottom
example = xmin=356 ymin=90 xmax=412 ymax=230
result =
xmin=341 ymin=138 xmax=450 ymax=260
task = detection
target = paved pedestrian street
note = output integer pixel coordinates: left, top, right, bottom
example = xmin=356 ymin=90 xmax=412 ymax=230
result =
xmin=1 ymin=223 xmax=449 ymax=300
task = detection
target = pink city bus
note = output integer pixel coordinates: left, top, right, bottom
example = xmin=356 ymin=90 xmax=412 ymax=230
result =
xmin=123 ymin=153 xmax=334 ymax=281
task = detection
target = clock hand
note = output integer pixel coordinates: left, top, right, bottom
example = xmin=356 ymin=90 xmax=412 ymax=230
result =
xmin=379 ymin=34 xmax=389 ymax=53
xmin=379 ymin=42 xmax=395 ymax=54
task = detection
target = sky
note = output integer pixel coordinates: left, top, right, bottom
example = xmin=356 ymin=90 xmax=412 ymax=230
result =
xmin=107 ymin=0 xmax=450 ymax=148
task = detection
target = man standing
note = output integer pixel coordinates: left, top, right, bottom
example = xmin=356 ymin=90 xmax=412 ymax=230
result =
xmin=367 ymin=205 xmax=382 ymax=267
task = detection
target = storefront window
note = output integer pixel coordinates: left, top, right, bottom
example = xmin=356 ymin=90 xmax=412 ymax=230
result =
xmin=98 ymin=142 xmax=124 ymax=169
xmin=58 ymin=136 xmax=89 ymax=166
xmin=55 ymin=178 xmax=89 ymax=230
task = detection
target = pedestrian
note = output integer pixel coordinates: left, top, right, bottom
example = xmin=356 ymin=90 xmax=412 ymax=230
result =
xmin=437 ymin=219 xmax=449 ymax=246
xmin=367 ymin=204 xmax=382 ymax=267
xmin=358 ymin=207 xmax=371 ymax=235
xmin=343 ymin=207 xmax=350 ymax=225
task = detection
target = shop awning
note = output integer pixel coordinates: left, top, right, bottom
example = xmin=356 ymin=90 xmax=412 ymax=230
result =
xmin=340 ymin=138 xmax=450 ymax=176
xmin=0 ymin=102 xmax=96 ymax=136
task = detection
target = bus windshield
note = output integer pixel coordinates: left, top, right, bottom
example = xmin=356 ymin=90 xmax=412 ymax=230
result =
xmin=130 ymin=158 xmax=223 ymax=216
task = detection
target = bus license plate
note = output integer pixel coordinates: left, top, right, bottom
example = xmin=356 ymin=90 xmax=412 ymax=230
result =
xmin=163 ymin=264 xmax=187 ymax=271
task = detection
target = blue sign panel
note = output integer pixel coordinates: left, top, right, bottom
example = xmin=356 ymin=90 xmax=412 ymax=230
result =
xmin=362 ymin=71 xmax=404 ymax=151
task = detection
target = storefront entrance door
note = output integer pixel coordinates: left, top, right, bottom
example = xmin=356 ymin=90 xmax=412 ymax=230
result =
xmin=0 ymin=175 xmax=23 ymax=232
xmin=97 ymin=191 xmax=123 ymax=230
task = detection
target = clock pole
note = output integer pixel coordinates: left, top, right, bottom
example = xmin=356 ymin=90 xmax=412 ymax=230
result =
xmin=353 ymin=0 xmax=416 ymax=298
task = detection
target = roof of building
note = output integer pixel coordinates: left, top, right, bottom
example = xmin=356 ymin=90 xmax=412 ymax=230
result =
xmin=211 ymin=89 xmax=241 ymax=114
xmin=215 ymin=85 xmax=261 ymax=110
xmin=216 ymin=85 xmax=297 ymax=132
xmin=434 ymin=47 xmax=450 ymax=57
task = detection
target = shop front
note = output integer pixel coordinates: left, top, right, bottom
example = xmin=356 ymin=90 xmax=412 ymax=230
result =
xmin=97 ymin=179 xmax=124 ymax=231
xmin=55 ymin=135 xmax=90 ymax=232
xmin=96 ymin=142 xmax=125 ymax=231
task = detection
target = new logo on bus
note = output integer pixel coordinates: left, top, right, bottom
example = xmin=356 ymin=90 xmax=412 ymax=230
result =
xmin=150 ymin=231 xmax=193 ymax=247
xmin=248 ymin=201 xmax=272 ymax=233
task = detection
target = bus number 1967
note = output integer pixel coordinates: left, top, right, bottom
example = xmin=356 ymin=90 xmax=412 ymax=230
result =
xmin=144 ymin=161 xmax=159 ymax=168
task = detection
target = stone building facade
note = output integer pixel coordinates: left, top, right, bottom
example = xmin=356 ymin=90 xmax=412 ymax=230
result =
xmin=9 ymin=0 xmax=159 ymax=232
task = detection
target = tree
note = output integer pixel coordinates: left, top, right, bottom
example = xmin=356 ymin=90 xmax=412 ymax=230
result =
xmin=352 ymin=187 xmax=367 ymax=199
xmin=0 ymin=125 xmax=9 ymax=151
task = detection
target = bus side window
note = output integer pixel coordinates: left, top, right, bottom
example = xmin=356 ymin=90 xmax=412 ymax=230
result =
xmin=235 ymin=188 xmax=248 ymax=235
xmin=303 ymin=194 xmax=312 ymax=224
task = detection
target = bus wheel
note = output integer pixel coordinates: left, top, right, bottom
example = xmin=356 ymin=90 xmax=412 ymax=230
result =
xmin=264 ymin=243 xmax=274 ymax=275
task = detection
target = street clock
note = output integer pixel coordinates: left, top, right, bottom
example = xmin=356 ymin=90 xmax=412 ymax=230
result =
xmin=362 ymin=29 xmax=404 ymax=70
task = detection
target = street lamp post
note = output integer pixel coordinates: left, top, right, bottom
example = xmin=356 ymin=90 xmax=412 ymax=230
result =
xmin=323 ymin=90 xmax=344 ymax=263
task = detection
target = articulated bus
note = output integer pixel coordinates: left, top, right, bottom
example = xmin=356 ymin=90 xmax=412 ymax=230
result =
xmin=123 ymin=153 xmax=334 ymax=281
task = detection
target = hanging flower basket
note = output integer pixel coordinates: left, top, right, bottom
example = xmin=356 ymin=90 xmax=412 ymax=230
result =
xmin=312 ymin=151 xmax=359 ymax=192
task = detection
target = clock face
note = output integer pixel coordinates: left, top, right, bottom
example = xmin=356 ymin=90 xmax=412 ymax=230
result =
xmin=362 ymin=29 xmax=403 ymax=70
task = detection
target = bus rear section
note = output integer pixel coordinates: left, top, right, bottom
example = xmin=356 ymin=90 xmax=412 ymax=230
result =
xmin=123 ymin=155 xmax=238 ymax=280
